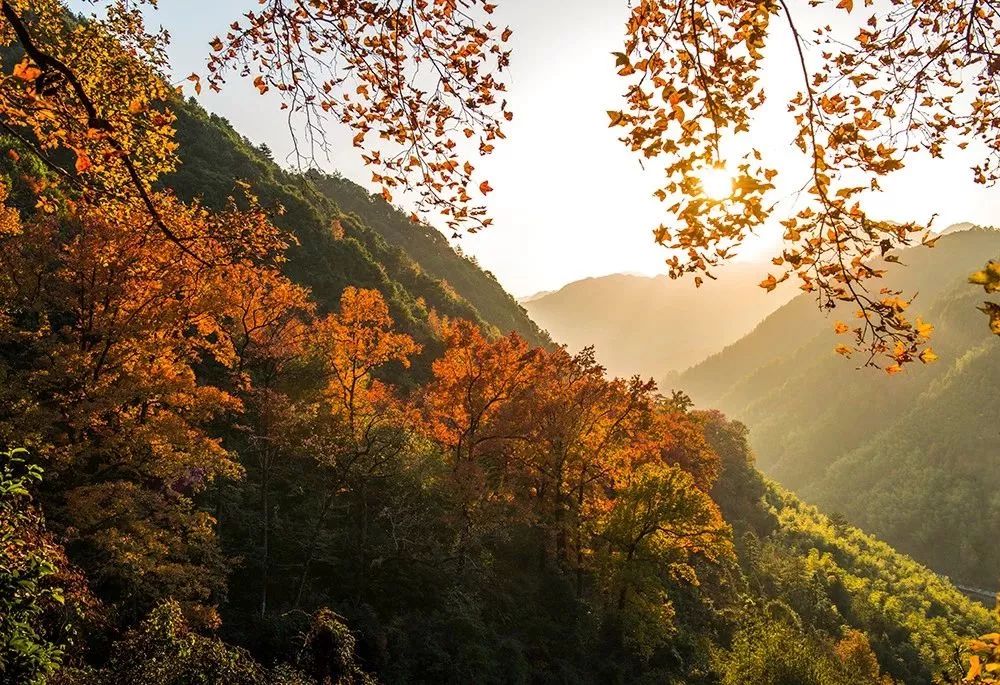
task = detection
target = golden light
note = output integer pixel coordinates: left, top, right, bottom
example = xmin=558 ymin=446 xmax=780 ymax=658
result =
xmin=698 ymin=166 xmax=734 ymax=200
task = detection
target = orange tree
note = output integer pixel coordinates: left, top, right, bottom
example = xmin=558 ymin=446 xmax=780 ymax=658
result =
xmin=0 ymin=0 xmax=511 ymax=237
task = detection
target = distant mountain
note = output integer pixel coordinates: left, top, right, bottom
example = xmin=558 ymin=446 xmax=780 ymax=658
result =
xmin=678 ymin=228 xmax=1000 ymax=587
xmin=517 ymin=289 xmax=555 ymax=304
xmin=523 ymin=264 xmax=795 ymax=380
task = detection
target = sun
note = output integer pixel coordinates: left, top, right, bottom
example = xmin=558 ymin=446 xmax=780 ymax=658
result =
xmin=698 ymin=166 xmax=734 ymax=200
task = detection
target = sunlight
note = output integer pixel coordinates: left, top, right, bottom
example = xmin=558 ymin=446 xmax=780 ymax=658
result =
xmin=698 ymin=166 xmax=734 ymax=200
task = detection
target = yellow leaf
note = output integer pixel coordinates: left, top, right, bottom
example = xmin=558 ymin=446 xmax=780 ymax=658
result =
xmin=915 ymin=318 xmax=934 ymax=339
xmin=919 ymin=348 xmax=938 ymax=364
xmin=834 ymin=321 xmax=849 ymax=334
xmin=968 ymin=655 xmax=982 ymax=680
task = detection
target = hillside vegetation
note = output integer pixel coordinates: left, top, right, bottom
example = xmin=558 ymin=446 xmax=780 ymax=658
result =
xmin=2 ymin=98 xmax=994 ymax=684
xmin=166 ymin=100 xmax=548 ymax=378
xmin=680 ymin=228 xmax=1000 ymax=588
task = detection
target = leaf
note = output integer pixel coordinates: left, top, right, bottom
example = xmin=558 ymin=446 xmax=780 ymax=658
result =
xmin=12 ymin=59 xmax=41 ymax=82
xmin=74 ymin=151 xmax=92 ymax=174
xmin=837 ymin=0 xmax=854 ymax=12
xmin=834 ymin=321 xmax=849 ymax=334
xmin=479 ymin=180 xmax=493 ymax=194
xmin=914 ymin=318 xmax=934 ymax=339
xmin=978 ymin=302 xmax=1000 ymax=336
xmin=968 ymin=655 xmax=983 ymax=680
xmin=918 ymin=348 xmax=938 ymax=364
xmin=885 ymin=364 xmax=903 ymax=376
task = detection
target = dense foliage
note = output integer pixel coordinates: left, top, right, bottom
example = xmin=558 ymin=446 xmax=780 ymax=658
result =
xmin=0 ymin=3 xmax=997 ymax=683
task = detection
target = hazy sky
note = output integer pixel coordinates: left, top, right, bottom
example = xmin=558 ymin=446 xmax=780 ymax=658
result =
xmin=94 ymin=0 xmax=1000 ymax=296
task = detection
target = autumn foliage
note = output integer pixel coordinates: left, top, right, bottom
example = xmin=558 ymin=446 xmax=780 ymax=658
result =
xmin=610 ymin=0 xmax=1000 ymax=369
xmin=0 ymin=0 xmax=998 ymax=682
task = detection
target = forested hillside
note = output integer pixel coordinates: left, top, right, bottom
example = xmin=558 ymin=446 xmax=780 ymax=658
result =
xmin=165 ymin=99 xmax=548 ymax=379
xmin=2 ymin=109 xmax=994 ymax=682
xmin=2 ymin=3 xmax=999 ymax=683
xmin=523 ymin=266 xmax=793 ymax=379
xmin=679 ymin=228 xmax=1000 ymax=588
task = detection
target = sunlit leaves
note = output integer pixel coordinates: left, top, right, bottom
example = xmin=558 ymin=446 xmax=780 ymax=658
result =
xmin=205 ymin=0 xmax=513 ymax=233
xmin=614 ymin=0 xmax=1000 ymax=370
xmin=978 ymin=302 xmax=1000 ymax=336
xmin=0 ymin=0 xmax=178 ymax=235
xmin=964 ymin=632 xmax=1000 ymax=683
xmin=969 ymin=262 xmax=1000 ymax=335
xmin=969 ymin=261 xmax=1000 ymax=294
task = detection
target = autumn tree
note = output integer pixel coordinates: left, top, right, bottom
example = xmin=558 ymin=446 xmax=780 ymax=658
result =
xmin=0 ymin=154 xmax=292 ymax=625
xmin=420 ymin=318 xmax=540 ymax=569
xmin=609 ymin=0 xmax=1000 ymax=369
xmin=289 ymin=287 xmax=418 ymax=607
xmin=516 ymin=347 xmax=654 ymax=587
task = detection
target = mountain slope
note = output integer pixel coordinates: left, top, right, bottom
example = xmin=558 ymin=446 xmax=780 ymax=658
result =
xmin=523 ymin=265 xmax=794 ymax=380
xmin=164 ymin=99 xmax=547 ymax=379
xmin=679 ymin=228 xmax=1000 ymax=587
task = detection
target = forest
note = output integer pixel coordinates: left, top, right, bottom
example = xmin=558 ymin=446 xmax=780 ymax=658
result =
xmin=2 ymin=0 xmax=1000 ymax=684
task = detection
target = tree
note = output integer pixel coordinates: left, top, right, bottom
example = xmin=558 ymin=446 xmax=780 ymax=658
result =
xmin=288 ymin=287 xmax=418 ymax=607
xmin=0 ymin=448 xmax=92 ymax=685
xmin=609 ymin=0 xmax=1000 ymax=368
xmin=0 ymin=0 xmax=512 ymax=239
xmin=594 ymin=462 xmax=731 ymax=657
xmin=420 ymin=318 xmax=540 ymax=570
xmin=0 ymin=161 xmax=292 ymax=625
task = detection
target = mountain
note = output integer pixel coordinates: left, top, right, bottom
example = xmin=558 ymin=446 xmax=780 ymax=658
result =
xmin=165 ymin=99 xmax=548 ymax=381
xmin=679 ymin=227 xmax=1000 ymax=587
xmin=3 ymin=96 xmax=995 ymax=685
xmin=523 ymin=265 xmax=795 ymax=380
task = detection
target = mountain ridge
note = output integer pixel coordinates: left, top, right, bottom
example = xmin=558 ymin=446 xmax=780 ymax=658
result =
xmin=677 ymin=228 xmax=1000 ymax=587
xmin=523 ymin=264 xmax=796 ymax=380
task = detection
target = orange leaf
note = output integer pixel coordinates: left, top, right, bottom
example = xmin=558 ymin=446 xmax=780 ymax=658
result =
xmin=479 ymin=180 xmax=493 ymax=195
xmin=74 ymin=151 xmax=92 ymax=174
xmin=13 ymin=60 xmax=41 ymax=82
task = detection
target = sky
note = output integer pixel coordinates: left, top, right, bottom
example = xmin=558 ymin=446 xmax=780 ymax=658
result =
xmin=81 ymin=0 xmax=1000 ymax=297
